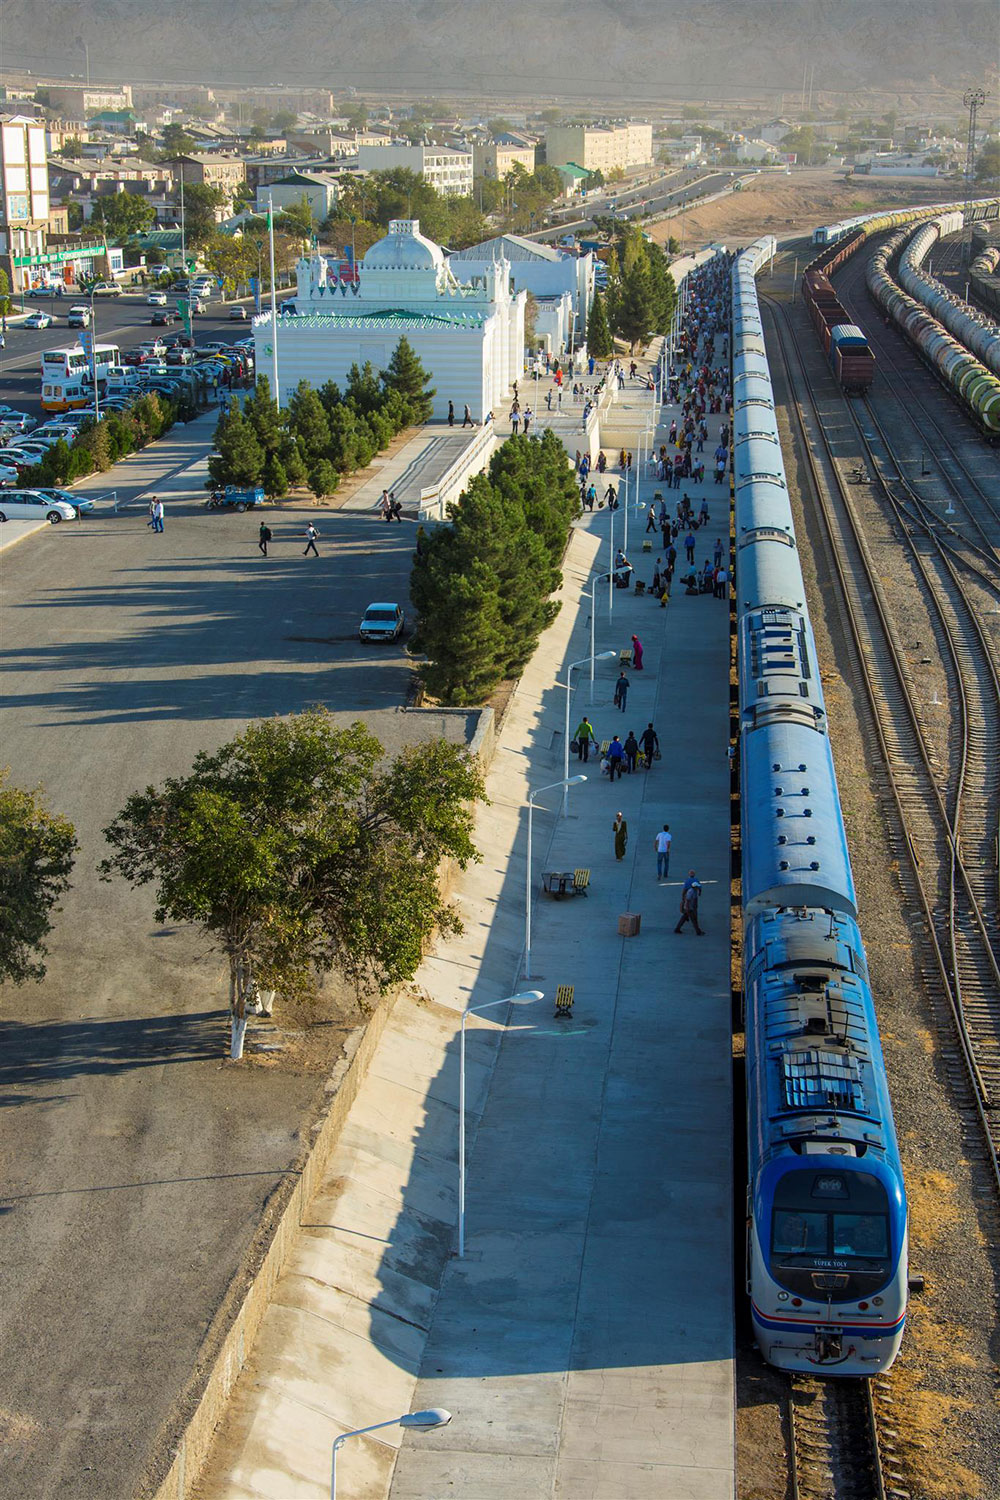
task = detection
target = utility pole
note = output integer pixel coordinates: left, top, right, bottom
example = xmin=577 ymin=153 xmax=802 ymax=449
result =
xmin=962 ymin=88 xmax=987 ymax=264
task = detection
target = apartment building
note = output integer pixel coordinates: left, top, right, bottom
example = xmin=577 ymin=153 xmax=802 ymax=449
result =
xmin=356 ymin=143 xmax=473 ymax=197
xmin=175 ymin=153 xmax=247 ymax=193
xmin=473 ymin=135 xmax=536 ymax=180
xmin=0 ymin=114 xmax=50 ymax=290
xmin=545 ymin=121 xmax=653 ymax=174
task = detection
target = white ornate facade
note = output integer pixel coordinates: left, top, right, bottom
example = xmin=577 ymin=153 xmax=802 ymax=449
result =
xmin=254 ymin=220 xmax=525 ymax=420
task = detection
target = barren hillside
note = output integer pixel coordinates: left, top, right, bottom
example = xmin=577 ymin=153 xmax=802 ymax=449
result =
xmin=4 ymin=0 xmax=994 ymax=96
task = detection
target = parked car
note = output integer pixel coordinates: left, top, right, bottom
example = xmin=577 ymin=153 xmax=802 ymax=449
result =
xmin=146 ymin=291 xmax=168 ymax=306
xmin=27 ymin=283 xmax=62 ymax=298
xmin=67 ymin=305 xmax=92 ymax=328
xmin=150 ymin=309 xmax=176 ymax=325
xmin=0 ymin=491 xmax=77 ymax=523
xmin=228 ymin=304 xmax=248 ymax=320
xmin=0 ymin=412 xmax=38 ymax=433
xmin=91 ymin=281 xmax=122 ymax=297
xmin=359 ymin=602 xmax=405 ymax=643
xmin=24 ymin=310 xmax=55 ymax=330
xmin=166 ymin=347 xmax=194 ymax=365
xmin=34 ymin=486 xmax=94 ymax=516
xmin=139 ymin=338 xmax=167 ymax=357
xmin=205 ymin=484 xmax=265 ymax=512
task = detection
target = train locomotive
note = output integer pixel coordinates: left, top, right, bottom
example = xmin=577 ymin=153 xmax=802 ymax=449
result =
xmin=732 ymin=240 xmax=909 ymax=1376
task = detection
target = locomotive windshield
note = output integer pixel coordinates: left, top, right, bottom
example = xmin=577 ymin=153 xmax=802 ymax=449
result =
xmin=769 ymin=1169 xmax=891 ymax=1297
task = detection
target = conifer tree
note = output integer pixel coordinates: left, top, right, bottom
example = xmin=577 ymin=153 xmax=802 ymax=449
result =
xmin=263 ymin=452 xmax=289 ymax=498
xmin=413 ymin=561 xmax=509 ymax=704
xmin=587 ymin=290 xmax=614 ymax=359
xmin=382 ymin=335 xmax=435 ymax=423
xmin=209 ymin=401 xmax=264 ymax=488
xmin=287 ymin=381 xmax=331 ymax=467
xmin=243 ymin=375 xmax=284 ymax=457
xmin=309 ymin=459 xmax=338 ymax=499
xmin=280 ymin=436 xmax=308 ymax=488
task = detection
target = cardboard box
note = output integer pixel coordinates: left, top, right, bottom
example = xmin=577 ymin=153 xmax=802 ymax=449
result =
xmin=618 ymin=912 xmax=641 ymax=937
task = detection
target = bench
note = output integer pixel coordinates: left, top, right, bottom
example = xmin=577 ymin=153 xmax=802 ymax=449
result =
xmin=619 ymin=648 xmax=633 ymax=667
xmin=573 ymin=868 xmax=590 ymax=896
xmin=555 ymin=985 xmax=575 ymax=1017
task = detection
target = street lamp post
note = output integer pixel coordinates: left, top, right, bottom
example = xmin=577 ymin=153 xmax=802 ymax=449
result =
xmin=267 ymin=192 xmax=279 ymax=405
xmin=609 ymin=491 xmax=617 ymax=618
xmin=458 ymin=992 xmax=543 ymax=1257
xmin=587 ymin=573 xmax=612 ymax=702
xmin=525 ymin=776 xmax=586 ymax=979
xmin=561 ymin=651 xmax=616 ymax=814
xmin=331 ymin=1410 xmax=452 ymax=1498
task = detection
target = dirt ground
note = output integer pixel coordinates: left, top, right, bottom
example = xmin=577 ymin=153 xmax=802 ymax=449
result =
xmin=646 ymin=166 xmax=965 ymax=253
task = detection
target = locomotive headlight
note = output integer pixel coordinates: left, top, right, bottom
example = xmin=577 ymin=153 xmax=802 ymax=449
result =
xmin=872 ymin=1296 xmax=884 ymax=1307
xmin=777 ymin=1292 xmax=789 ymax=1301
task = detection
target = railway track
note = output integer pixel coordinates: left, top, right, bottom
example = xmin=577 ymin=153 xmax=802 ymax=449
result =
xmin=788 ymin=1376 xmax=894 ymax=1500
xmin=761 ymin=292 xmax=1000 ymax=1207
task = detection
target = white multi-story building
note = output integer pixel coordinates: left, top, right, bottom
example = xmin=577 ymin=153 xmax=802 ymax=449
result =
xmin=0 ymin=114 xmax=50 ymax=291
xmin=255 ymin=219 xmax=524 ymax=420
xmin=545 ymin=122 xmax=653 ymax=175
xmin=356 ymin=143 xmax=473 ymax=196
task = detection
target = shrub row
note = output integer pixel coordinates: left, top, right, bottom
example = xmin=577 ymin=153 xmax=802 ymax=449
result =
xmin=22 ymin=394 xmax=179 ymax=489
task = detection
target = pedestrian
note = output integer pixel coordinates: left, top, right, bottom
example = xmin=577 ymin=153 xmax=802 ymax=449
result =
xmin=380 ymin=489 xmax=392 ymax=522
xmin=147 ymin=497 xmax=157 ymax=529
xmin=645 ymin=505 xmax=658 ymax=534
xmin=523 ymin=406 xmax=532 ymax=435
xmin=655 ymin=824 xmax=672 ymax=880
xmin=613 ymin=671 xmax=630 ymax=712
xmin=606 ymin=734 xmax=625 ymax=780
xmin=258 ymin=521 xmax=272 ymax=556
xmin=574 ymin=715 xmax=596 ymax=762
xmin=675 ymin=871 xmax=704 ymax=934
xmin=631 ymin=634 xmax=644 ymax=671
xmin=151 ymin=497 xmax=164 ymax=532
xmin=613 ymin=811 xmax=628 ymax=861
xmin=448 ymin=400 xmax=455 ymax=427
xmin=684 ymin=532 xmax=695 ymax=565
xmin=546 ymin=390 xmax=553 ymax=411
xmin=714 ymin=565 xmax=729 ymax=599
xmin=463 ymin=403 xmax=474 ymax=427
xmin=713 ymin=537 xmax=723 ymax=567
xmin=302 ymin=522 xmax=319 ymax=557
xmin=390 ymin=495 xmax=403 ymax=523
xmin=639 ymin=722 xmax=659 ymax=766
xmin=623 ymin=730 xmax=639 ymax=774
xmin=510 ymin=408 xmax=520 ymax=434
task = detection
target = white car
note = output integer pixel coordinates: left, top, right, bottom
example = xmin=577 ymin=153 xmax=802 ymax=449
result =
xmin=146 ymin=291 xmax=168 ymax=306
xmin=359 ymin=602 xmax=405 ymax=643
xmin=0 ymin=491 xmax=77 ymax=523
xmin=67 ymin=305 xmax=92 ymax=328
xmin=24 ymin=310 xmax=54 ymax=330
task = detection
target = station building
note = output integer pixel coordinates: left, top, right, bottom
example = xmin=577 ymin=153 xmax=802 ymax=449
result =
xmin=254 ymin=218 xmax=525 ymax=420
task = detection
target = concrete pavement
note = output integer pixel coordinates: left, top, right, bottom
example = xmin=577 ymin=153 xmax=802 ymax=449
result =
xmin=194 ymin=351 xmax=736 ymax=1499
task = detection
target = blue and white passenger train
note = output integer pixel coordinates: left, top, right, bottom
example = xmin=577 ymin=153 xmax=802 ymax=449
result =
xmin=731 ymin=239 xmax=908 ymax=1375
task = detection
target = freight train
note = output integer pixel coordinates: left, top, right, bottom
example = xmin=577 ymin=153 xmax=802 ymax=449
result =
xmin=867 ymin=227 xmax=1000 ymax=437
xmin=732 ymin=239 xmax=909 ymax=1375
xmin=800 ymin=266 xmax=875 ymax=392
xmin=897 ymin=213 xmax=1000 ymax=380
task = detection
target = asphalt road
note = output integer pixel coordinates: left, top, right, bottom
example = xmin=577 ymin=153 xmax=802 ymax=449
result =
xmin=530 ymin=169 xmax=740 ymax=243
xmin=0 ymin=499 xmax=473 ymax=1499
xmin=0 ymin=290 xmax=258 ymax=422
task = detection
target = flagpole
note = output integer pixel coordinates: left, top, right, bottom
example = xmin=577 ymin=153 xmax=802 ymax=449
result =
xmin=267 ymin=193 xmax=279 ymax=406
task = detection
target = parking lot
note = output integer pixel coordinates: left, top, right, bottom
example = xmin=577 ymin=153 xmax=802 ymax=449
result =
xmin=0 ymin=477 xmax=476 ymax=1496
xmin=0 ymin=286 xmax=255 ymax=423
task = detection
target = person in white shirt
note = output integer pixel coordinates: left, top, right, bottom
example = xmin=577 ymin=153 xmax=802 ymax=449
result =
xmin=654 ymin=824 xmax=672 ymax=881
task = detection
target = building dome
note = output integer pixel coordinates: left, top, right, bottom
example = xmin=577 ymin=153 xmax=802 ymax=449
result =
xmin=363 ymin=219 xmax=445 ymax=272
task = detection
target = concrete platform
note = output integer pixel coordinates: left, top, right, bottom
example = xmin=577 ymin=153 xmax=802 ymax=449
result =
xmin=194 ymin=353 xmax=735 ymax=1500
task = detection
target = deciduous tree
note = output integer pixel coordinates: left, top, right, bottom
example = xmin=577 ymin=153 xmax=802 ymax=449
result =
xmin=100 ymin=713 xmax=484 ymax=1057
xmin=0 ymin=770 xmax=77 ymax=985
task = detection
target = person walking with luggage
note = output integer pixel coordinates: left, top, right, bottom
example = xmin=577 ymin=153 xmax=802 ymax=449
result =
xmin=675 ymin=871 xmax=704 ymax=934
xmin=623 ymin=730 xmax=639 ymax=774
xmin=614 ymin=671 xmax=630 ymax=713
xmin=606 ymin=735 xmax=625 ymax=781
xmin=574 ymin=715 xmax=597 ymax=762
xmin=302 ymin=523 xmax=320 ymax=557
xmin=258 ymin=521 xmax=272 ymax=556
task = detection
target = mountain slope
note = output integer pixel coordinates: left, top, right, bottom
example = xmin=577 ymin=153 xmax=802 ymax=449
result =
xmin=5 ymin=0 xmax=994 ymax=95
